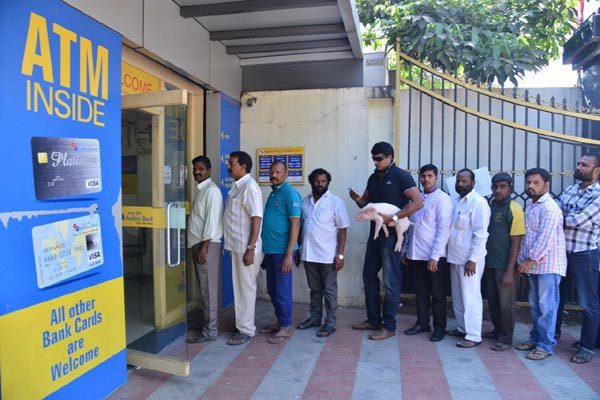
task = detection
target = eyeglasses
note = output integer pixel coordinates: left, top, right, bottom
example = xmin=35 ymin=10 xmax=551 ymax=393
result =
xmin=372 ymin=155 xmax=386 ymax=162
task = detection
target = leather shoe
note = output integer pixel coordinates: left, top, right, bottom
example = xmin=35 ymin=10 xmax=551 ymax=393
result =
xmin=404 ymin=324 xmax=431 ymax=335
xmin=352 ymin=320 xmax=381 ymax=331
xmin=369 ymin=329 xmax=396 ymax=340
xmin=430 ymin=328 xmax=445 ymax=342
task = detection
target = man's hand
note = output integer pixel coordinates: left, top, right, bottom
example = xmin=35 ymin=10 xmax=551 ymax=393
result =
xmin=243 ymin=249 xmax=255 ymax=266
xmin=464 ymin=261 xmax=476 ymax=277
xmin=334 ymin=257 xmax=344 ymax=272
xmin=502 ymin=269 xmax=514 ymax=288
xmin=428 ymin=259 xmax=438 ymax=272
xmin=518 ymin=259 xmax=535 ymax=274
xmin=197 ymin=241 xmax=209 ymax=265
xmin=281 ymin=253 xmax=293 ymax=274
xmin=401 ymin=254 xmax=409 ymax=266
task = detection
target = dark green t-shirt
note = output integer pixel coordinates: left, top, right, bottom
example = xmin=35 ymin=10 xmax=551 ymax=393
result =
xmin=485 ymin=199 xmax=525 ymax=270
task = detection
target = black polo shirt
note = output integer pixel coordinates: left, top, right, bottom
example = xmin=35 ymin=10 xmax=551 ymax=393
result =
xmin=366 ymin=163 xmax=416 ymax=210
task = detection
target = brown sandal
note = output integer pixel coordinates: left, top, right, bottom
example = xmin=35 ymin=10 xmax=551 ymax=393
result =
xmin=525 ymin=347 xmax=551 ymax=360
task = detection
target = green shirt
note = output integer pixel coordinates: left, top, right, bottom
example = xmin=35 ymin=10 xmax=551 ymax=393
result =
xmin=485 ymin=199 xmax=525 ymax=270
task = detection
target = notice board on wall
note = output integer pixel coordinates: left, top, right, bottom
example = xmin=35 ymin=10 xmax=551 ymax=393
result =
xmin=257 ymin=146 xmax=305 ymax=185
xmin=0 ymin=1 xmax=126 ymax=399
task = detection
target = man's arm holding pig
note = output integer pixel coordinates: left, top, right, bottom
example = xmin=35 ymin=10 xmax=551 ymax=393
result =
xmin=380 ymin=188 xmax=424 ymax=224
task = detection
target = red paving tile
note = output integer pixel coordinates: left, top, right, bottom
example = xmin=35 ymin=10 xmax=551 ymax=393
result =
xmin=476 ymin=347 xmax=550 ymax=400
xmin=108 ymin=368 xmax=172 ymax=399
xmin=302 ymin=308 xmax=363 ymax=400
xmin=398 ymin=328 xmax=451 ymax=399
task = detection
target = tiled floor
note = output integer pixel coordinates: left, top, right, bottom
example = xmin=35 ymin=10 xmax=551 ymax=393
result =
xmin=109 ymin=300 xmax=600 ymax=400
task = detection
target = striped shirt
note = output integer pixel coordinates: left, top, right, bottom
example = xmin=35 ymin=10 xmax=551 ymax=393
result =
xmin=557 ymin=181 xmax=600 ymax=253
xmin=518 ymin=192 xmax=567 ymax=276
xmin=223 ymin=173 xmax=263 ymax=254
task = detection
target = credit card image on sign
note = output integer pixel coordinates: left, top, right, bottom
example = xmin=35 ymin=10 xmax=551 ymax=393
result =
xmin=31 ymin=137 xmax=102 ymax=200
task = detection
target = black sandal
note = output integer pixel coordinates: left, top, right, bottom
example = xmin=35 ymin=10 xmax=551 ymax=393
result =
xmin=317 ymin=325 xmax=336 ymax=337
xmin=296 ymin=319 xmax=321 ymax=330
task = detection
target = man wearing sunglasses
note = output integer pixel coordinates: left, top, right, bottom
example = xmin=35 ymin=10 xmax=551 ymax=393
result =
xmin=349 ymin=142 xmax=423 ymax=340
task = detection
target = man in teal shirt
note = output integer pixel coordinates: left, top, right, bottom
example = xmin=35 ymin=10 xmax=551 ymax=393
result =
xmin=260 ymin=161 xmax=302 ymax=344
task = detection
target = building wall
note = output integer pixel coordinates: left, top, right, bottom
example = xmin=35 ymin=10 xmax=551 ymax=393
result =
xmin=241 ymin=86 xmax=584 ymax=307
xmin=63 ymin=0 xmax=242 ymax=99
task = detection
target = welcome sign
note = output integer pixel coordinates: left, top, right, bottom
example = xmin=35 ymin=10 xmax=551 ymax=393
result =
xmin=0 ymin=1 xmax=125 ymax=399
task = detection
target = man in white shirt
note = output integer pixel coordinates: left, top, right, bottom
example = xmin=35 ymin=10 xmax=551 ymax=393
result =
xmin=186 ymin=156 xmax=223 ymax=343
xmin=223 ymin=151 xmax=263 ymax=346
xmin=446 ymin=168 xmax=491 ymax=348
xmin=296 ymin=168 xmax=350 ymax=338
xmin=403 ymin=164 xmax=452 ymax=342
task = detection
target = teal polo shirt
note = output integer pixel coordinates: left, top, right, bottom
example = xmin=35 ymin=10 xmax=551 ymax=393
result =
xmin=262 ymin=181 xmax=302 ymax=254
xmin=485 ymin=198 xmax=525 ymax=270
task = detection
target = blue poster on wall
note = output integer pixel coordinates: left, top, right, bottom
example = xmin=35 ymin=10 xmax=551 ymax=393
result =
xmin=219 ymin=94 xmax=241 ymax=309
xmin=0 ymin=1 xmax=125 ymax=399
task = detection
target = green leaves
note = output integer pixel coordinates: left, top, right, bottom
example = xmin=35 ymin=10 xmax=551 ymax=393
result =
xmin=357 ymin=0 xmax=579 ymax=86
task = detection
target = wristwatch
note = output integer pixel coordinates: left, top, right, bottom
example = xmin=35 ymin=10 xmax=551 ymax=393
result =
xmin=392 ymin=214 xmax=399 ymax=223
xmin=336 ymin=254 xmax=344 ymax=260
xmin=247 ymin=244 xmax=256 ymax=250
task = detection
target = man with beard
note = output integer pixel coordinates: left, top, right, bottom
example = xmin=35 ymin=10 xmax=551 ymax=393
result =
xmin=349 ymin=142 xmax=423 ymax=340
xmin=402 ymin=164 xmax=452 ymax=342
xmin=296 ymin=168 xmax=350 ymax=337
xmin=556 ymin=154 xmax=600 ymax=364
xmin=446 ymin=169 xmax=490 ymax=348
xmin=260 ymin=161 xmax=302 ymax=344
xmin=514 ymin=168 xmax=566 ymax=360
xmin=186 ymin=155 xmax=223 ymax=343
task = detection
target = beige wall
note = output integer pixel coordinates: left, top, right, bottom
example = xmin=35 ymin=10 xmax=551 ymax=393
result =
xmin=241 ymin=88 xmax=395 ymax=307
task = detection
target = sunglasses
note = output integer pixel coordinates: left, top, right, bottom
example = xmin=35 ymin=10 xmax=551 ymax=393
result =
xmin=372 ymin=155 xmax=386 ymax=162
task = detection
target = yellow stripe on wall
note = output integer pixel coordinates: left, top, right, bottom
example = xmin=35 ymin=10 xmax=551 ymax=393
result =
xmin=0 ymin=278 xmax=126 ymax=399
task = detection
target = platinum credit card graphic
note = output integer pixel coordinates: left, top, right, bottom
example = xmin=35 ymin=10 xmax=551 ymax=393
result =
xmin=31 ymin=137 xmax=102 ymax=200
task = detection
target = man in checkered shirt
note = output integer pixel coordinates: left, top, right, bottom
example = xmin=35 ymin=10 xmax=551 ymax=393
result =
xmin=557 ymin=153 xmax=600 ymax=364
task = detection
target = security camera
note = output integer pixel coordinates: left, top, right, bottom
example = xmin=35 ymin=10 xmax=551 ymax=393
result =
xmin=246 ymin=97 xmax=256 ymax=107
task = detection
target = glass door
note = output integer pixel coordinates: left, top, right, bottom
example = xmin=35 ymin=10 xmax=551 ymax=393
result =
xmin=121 ymin=90 xmax=189 ymax=376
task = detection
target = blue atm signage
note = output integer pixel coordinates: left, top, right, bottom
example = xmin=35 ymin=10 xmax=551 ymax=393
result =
xmin=0 ymin=1 xmax=125 ymax=399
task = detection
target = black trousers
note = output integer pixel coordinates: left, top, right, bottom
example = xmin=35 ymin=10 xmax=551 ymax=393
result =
xmin=410 ymin=258 xmax=448 ymax=329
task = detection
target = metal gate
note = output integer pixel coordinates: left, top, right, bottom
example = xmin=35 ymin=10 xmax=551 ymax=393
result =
xmin=394 ymin=50 xmax=600 ymax=303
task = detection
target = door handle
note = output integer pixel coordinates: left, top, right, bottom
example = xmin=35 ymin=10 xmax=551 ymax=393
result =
xmin=166 ymin=202 xmax=181 ymax=267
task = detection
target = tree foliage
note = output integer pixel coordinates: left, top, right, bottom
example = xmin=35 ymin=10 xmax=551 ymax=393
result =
xmin=358 ymin=0 xmax=578 ymax=86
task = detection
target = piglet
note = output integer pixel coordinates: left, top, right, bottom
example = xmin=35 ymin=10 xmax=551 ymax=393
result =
xmin=355 ymin=202 xmax=411 ymax=252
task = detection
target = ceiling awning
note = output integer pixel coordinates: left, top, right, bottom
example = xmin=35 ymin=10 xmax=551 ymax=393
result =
xmin=174 ymin=0 xmax=363 ymax=68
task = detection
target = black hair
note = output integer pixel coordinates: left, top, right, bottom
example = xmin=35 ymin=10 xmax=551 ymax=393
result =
xmin=582 ymin=153 xmax=600 ymax=167
xmin=525 ymin=167 xmax=551 ymax=183
xmin=270 ymin=160 xmax=288 ymax=171
xmin=419 ymin=163 xmax=438 ymax=176
xmin=457 ymin=168 xmax=475 ymax=181
xmin=370 ymin=142 xmax=394 ymax=159
xmin=491 ymin=172 xmax=512 ymax=187
xmin=230 ymin=151 xmax=253 ymax=173
xmin=308 ymin=168 xmax=332 ymax=184
xmin=192 ymin=155 xmax=211 ymax=169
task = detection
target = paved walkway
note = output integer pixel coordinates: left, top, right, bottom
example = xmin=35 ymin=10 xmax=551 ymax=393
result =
xmin=109 ymin=300 xmax=600 ymax=400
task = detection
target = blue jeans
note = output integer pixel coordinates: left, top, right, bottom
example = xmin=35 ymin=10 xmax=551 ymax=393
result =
xmin=363 ymin=233 xmax=402 ymax=332
xmin=567 ymin=250 xmax=600 ymax=353
xmin=528 ymin=273 xmax=561 ymax=354
xmin=264 ymin=252 xmax=295 ymax=328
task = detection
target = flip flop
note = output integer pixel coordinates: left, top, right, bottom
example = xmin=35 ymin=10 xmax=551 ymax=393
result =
xmin=267 ymin=334 xmax=291 ymax=344
xmin=491 ymin=342 xmax=510 ymax=352
xmin=317 ymin=325 xmax=336 ymax=338
xmin=297 ymin=319 xmax=321 ymax=330
xmin=259 ymin=324 xmax=280 ymax=334
xmin=525 ymin=347 xmax=552 ymax=360
xmin=456 ymin=339 xmax=482 ymax=348
xmin=186 ymin=334 xmax=215 ymax=343
xmin=570 ymin=349 xmax=593 ymax=364
xmin=514 ymin=341 xmax=536 ymax=351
